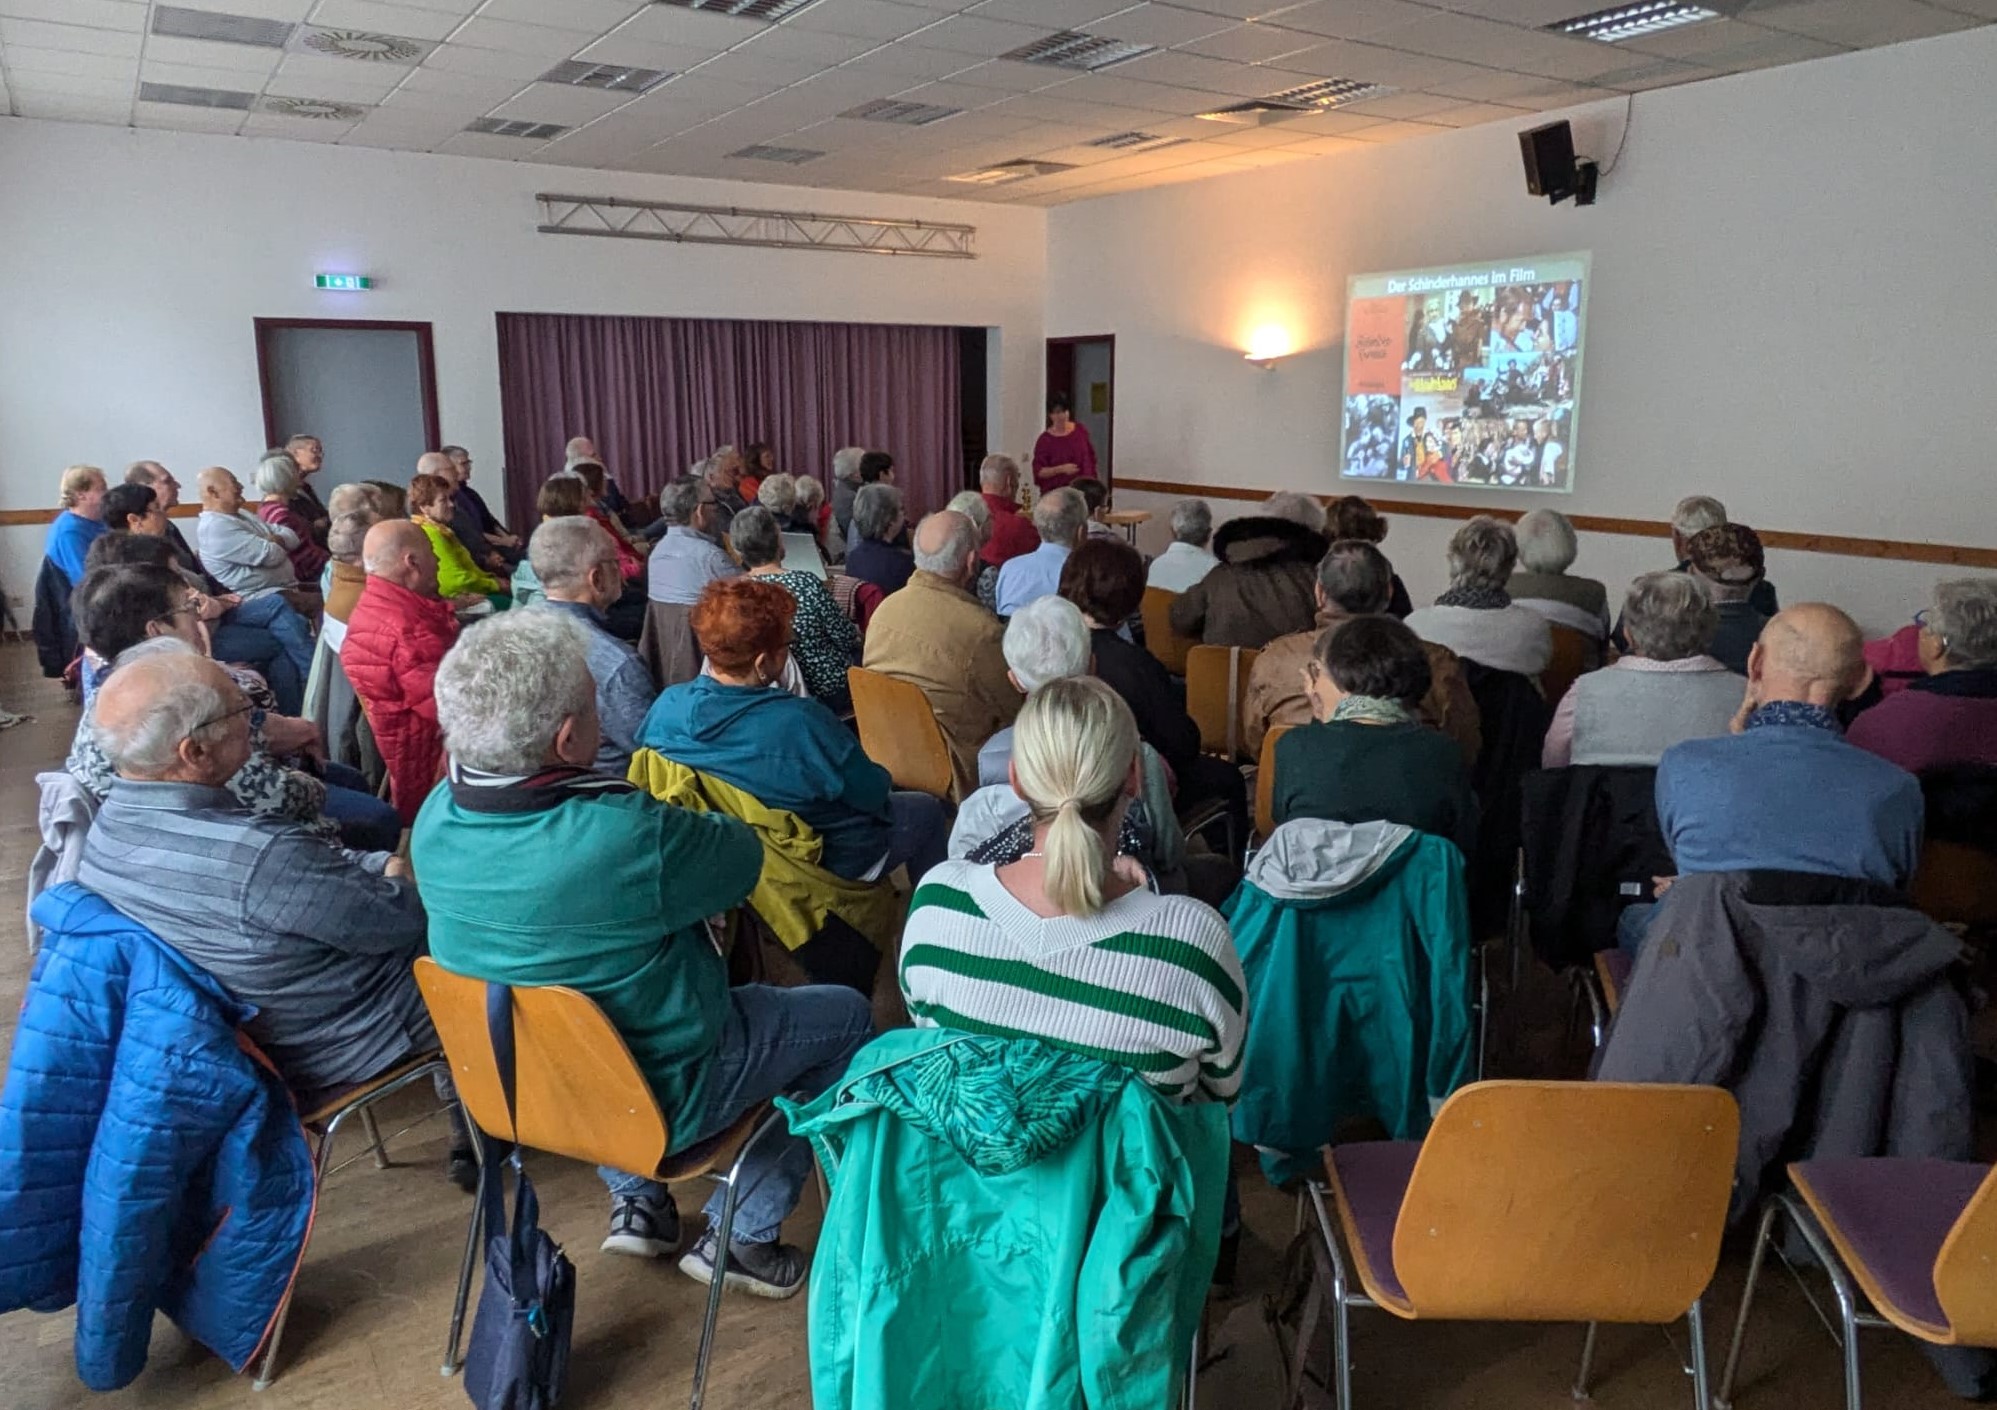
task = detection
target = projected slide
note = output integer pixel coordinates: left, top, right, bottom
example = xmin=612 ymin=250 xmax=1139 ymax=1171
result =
xmin=1339 ymin=252 xmax=1589 ymax=494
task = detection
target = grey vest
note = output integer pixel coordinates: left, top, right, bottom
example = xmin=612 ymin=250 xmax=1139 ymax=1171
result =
xmin=1572 ymin=663 xmax=1745 ymax=767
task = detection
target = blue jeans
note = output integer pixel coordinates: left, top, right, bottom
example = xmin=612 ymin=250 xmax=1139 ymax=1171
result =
xmin=600 ymin=982 xmax=874 ymax=1243
xmin=1616 ymin=901 xmax=1656 ymax=957
xmin=210 ymin=595 xmax=314 ymax=716
xmin=883 ymin=790 xmax=949 ymax=886
xmin=319 ymin=761 xmax=401 ymax=853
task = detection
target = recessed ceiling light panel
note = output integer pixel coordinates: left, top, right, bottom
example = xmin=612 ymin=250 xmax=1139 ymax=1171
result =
xmin=945 ymin=159 xmax=1074 ymax=185
xmin=1547 ymin=2 xmax=1722 ymax=42
xmin=652 ymin=0 xmax=820 ymax=21
xmin=730 ymin=144 xmax=826 ymax=164
xmin=140 ymin=80 xmax=258 ymax=109
xmin=542 ymin=60 xmax=674 ymax=93
xmin=150 ymin=5 xmax=293 ymax=48
xmin=467 ymin=116 xmax=570 ymax=140
xmin=1265 ymin=78 xmax=1396 ymax=109
xmin=1196 ymin=99 xmax=1310 ymax=126
xmin=1001 ymin=30 xmax=1156 ymax=72
xmin=842 ymin=99 xmax=961 ymax=125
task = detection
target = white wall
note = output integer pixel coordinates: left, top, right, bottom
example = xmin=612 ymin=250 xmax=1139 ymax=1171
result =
xmin=1048 ymin=28 xmax=1997 ymax=634
xmin=0 ymin=118 xmax=1045 ymax=610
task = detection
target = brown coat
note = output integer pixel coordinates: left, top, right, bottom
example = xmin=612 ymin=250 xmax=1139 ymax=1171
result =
xmin=861 ymin=569 xmax=1019 ymax=800
xmin=324 ymin=559 xmax=367 ymax=625
xmin=1246 ymin=610 xmax=1483 ymax=764
xmin=1168 ymin=515 xmax=1328 ymax=649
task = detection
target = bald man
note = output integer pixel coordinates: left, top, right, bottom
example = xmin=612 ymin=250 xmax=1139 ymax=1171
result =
xmin=342 ymin=518 xmax=460 ymax=824
xmin=1654 ymin=602 xmax=1923 ymax=891
xmin=194 ymin=465 xmax=299 ymax=597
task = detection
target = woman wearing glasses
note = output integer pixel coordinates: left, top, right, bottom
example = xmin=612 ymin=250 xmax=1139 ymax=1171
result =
xmin=1848 ymin=580 xmax=1997 ymax=775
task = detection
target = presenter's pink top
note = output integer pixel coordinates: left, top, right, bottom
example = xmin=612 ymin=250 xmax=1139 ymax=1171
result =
xmin=1032 ymin=424 xmax=1097 ymax=492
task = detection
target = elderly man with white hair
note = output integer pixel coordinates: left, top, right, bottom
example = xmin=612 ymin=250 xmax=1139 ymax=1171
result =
xmin=195 ymin=466 xmax=301 ymax=599
xmin=975 ymin=453 xmax=1038 ymax=568
xmin=1146 ymin=498 xmax=1219 ymax=594
xmin=994 ymin=485 xmax=1088 ymax=617
xmin=1508 ymin=507 xmax=1607 ymax=640
xmin=530 ymin=517 xmax=658 ymax=776
xmin=1168 ymin=490 xmax=1329 ymax=648
xmin=1667 ymin=494 xmax=1779 ymax=616
xmin=829 ymin=445 xmax=867 ymax=544
xmin=863 ymin=510 xmax=1019 ymax=799
xmin=647 ymin=474 xmax=740 ymax=606
xmin=411 ymin=608 xmax=873 ymax=1292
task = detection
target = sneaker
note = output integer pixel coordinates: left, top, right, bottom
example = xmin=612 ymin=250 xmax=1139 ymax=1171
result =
xmin=677 ymin=1229 xmax=807 ymax=1300
xmin=446 ymin=1147 xmax=479 ymax=1194
xmin=601 ymin=1194 xmax=680 ymax=1258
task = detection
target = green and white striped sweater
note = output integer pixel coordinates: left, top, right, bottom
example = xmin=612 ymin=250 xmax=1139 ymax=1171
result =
xmin=898 ymin=860 xmax=1248 ymax=1104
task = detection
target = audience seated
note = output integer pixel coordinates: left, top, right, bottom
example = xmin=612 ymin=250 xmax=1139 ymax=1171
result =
xmin=1405 ymin=516 xmax=1554 ymax=676
xmin=74 ymin=648 xmax=463 ymax=1172
xmin=529 ymin=518 xmax=658 ymax=777
xmin=1075 ymin=476 xmax=1117 ymax=541
xmin=844 ymin=483 xmax=914 ymax=597
xmin=1848 ymin=578 xmax=1997 ymax=774
xmin=67 ymin=572 xmax=398 ymax=852
xmin=1685 ymin=522 xmax=1771 ymax=674
xmin=409 ymin=471 xmax=503 ymax=605
xmin=563 ymin=433 xmax=629 ymax=516
xmin=862 ymin=510 xmax=1019 ymax=800
xmin=568 ymin=457 xmax=651 ymax=573
xmin=126 ymin=461 xmax=205 ymax=578
xmin=1145 ymin=498 xmax=1219 ymax=594
xmin=1324 ymin=495 xmax=1414 ymax=617
xmin=1273 ymin=615 xmax=1479 ymax=859
xmin=755 ymin=471 xmax=811 ymax=536
xmin=995 ymin=486 xmax=1087 ymax=617
xmin=829 ymin=445 xmax=865 ymax=546
xmin=443 ymin=444 xmax=520 ymax=567
xmin=321 ymin=509 xmax=375 ymax=643
xmin=901 ymin=676 xmax=1246 ymax=1101
xmin=1245 ymin=539 xmax=1480 ymax=761
xmin=794 ymin=472 xmax=839 ymax=560
xmin=723 ymin=506 xmax=861 ymax=712
xmin=1508 ymin=508 xmax=1607 ymax=641
xmin=342 ymin=520 xmax=460 ymax=825
xmin=647 ymin=474 xmax=742 ymax=605
xmin=1543 ymin=571 xmax=1743 ymax=768
xmin=1168 ymin=491 xmax=1329 ymax=648
xmin=1668 ymin=494 xmax=1780 ymax=616
xmin=194 ymin=466 xmax=308 ymax=605
xmin=1061 ymin=538 xmax=1249 ymax=839
xmin=975 ymin=454 xmax=1038 ymax=569
xmin=944 ymin=491 xmax=1003 ymax=612
xmin=412 ymin=608 xmax=873 ymax=1290
xmin=702 ymin=445 xmax=749 ymax=532
xmin=252 ymin=452 xmax=328 ymax=583
xmin=282 ymin=432 xmax=332 ymax=545
xmin=45 ymin=464 xmax=110 ymax=585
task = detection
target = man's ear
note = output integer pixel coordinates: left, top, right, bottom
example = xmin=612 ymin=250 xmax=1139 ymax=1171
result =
xmin=1006 ymin=668 xmax=1024 ymax=695
xmin=552 ymin=712 xmax=588 ymax=765
xmin=1745 ymin=640 xmax=1765 ymax=684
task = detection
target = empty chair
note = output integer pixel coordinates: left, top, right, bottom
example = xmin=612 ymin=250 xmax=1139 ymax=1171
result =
xmin=1140 ymin=586 xmax=1197 ymax=676
xmin=1186 ymin=644 xmax=1260 ymax=762
xmin=1301 ymin=1080 xmax=1739 ymax=1409
xmin=1252 ymin=723 xmax=1292 ymax=846
xmin=846 ymin=665 xmax=954 ymax=801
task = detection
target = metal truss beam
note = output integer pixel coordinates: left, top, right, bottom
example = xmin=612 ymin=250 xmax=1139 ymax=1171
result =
xmin=535 ymin=193 xmax=976 ymax=259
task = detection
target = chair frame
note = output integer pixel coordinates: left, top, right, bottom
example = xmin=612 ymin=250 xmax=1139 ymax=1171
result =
xmin=846 ymin=665 xmax=955 ymax=801
xmin=253 ymin=1053 xmax=455 ymax=1390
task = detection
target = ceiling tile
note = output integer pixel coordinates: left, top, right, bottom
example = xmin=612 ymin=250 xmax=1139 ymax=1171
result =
xmin=168 ymin=0 xmax=314 ymax=18
xmin=0 ymin=0 xmax=142 ymax=27
xmin=1177 ymin=20 xmax=1320 ymax=61
xmin=435 ymin=128 xmax=546 ymax=156
xmin=418 ymin=40 xmax=553 ymax=77
xmin=1423 ymin=0 xmax=1598 ymax=21
xmin=1108 ymin=47 xmax=1274 ymax=92
xmin=134 ymin=98 xmax=247 ymax=130
xmin=303 ymin=0 xmax=467 ymax=41
xmin=340 ymin=125 xmax=447 ymax=148
xmin=138 ymin=55 xmax=270 ymax=89
xmin=137 ymin=33 xmax=284 ymax=71
xmin=1421 ymin=98 xmax=1530 ymax=126
xmin=1049 ymin=71 xmax=1221 ymax=111
xmin=1343 ymin=117 xmax=1448 ymax=141
xmin=940 ymin=56 xmax=1075 ymax=90
xmin=1261 ymin=37 xmax=1464 ymax=84
xmin=1087 ymin=3 xmax=1235 ymax=46
xmin=472 ymin=0 xmax=646 ymax=28
xmin=449 ymin=15 xmax=592 ymax=57
xmin=1927 ymin=0 xmax=1997 ymax=17
xmin=271 ymin=54 xmax=408 ymax=98
xmin=1423 ymin=66 xmax=1582 ymax=101
xmin=736 ymin=23 xmax=878 ymax=63
xmin=683 ymin=46 xmax=822 ymax=82
xmin=571 ymin=33 xmax=727 ymax=69
xmin=786 ymin=0 xmax=945 ymax=40
xmin=1752 ymin=0 xmax=1980 ymax=45
xmin=14 ymin=92 xmax=128 ymax=121
xmin=897 ymin=12 xmax=1046 ymax=55
xmin=487 ymin=79 xmax=638 ymax=124
xmin=1367 ymin=11 xmax=1635 ymax=80
xmin=889 ymin=76 xmax=1016 ymax=107
xmin=7 ymin=72 xmax=133 ymax=97
xmin=4 ymin=46 xmax=135 ymax=78
xmin=964 ymin=0 xmax=1135 ymax=24
xmin=603 ymin=3 xmax=767 ymax=49
xmin=0 ymin=16 xmax=141 ymax=55
xmin=1261 ymin=0 xmax=1439 ymax=40
xmin=1336 ymin=88 xmax=1464 ymax=118
xmin=844 ymin=42 xmax=987 ymax=82
xmin=242 ymin=110 xmax=359 ymax=139
xmin=387 ymin=62 xmax=523 ymax=98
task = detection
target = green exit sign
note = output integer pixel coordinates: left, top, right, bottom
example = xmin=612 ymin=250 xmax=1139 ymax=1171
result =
xmin=315 ymin=273 xmax=372 ymax=290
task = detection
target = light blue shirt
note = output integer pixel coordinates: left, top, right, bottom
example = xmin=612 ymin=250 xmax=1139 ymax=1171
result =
xmin=647 ymin=525 xmax=740 ymax=606
xmin=994 ymin=541 xmax=1069 ymax=617
xmin=541 ymin=598 xmax=657 ymax=776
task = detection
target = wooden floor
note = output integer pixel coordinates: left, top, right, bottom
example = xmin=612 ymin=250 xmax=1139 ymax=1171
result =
xmin=0 ymin=639 xmax=1979 ymax=1410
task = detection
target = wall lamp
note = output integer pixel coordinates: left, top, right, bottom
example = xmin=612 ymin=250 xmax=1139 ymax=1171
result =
xmin=1244 ymin=324 xmax=1292 ymax=370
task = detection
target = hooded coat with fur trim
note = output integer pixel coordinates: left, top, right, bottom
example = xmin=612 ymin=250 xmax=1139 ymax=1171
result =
xmin=1167 ymin=515 xmax=1329 ymax=649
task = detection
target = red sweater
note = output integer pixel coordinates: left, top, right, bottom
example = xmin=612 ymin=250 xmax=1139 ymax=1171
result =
xmin=342 ymin=577 xmax=460 ymax=823
xmin=979 ymin=492 xmax=1040 ymax=568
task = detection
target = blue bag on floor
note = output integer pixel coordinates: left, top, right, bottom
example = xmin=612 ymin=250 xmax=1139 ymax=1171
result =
xmin=464 ymin=983 xmax=575 ymax=1410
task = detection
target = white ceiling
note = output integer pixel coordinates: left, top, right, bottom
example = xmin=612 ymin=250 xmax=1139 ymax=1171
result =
xmin=0 ymin=0 xmax=1989 ymax=207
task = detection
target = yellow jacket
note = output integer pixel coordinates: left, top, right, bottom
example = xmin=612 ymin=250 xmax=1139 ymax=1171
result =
xmin=414 ymin=515 xmax=502 ymax=598
xmin=626 ymin=749 xmax=903 ymax=952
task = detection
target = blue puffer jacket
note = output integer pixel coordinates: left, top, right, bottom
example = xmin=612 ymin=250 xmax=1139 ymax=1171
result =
xmin=0 ymin=884 xmax=316 ymax=1390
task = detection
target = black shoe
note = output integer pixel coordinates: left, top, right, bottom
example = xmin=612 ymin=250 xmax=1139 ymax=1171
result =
xmin=677 ymin=1229 xmax=807 ymax=1299
xmin=446 ymin=1147 xmax=479 ymax=1193
xmin=602 ymin=1194 xmax=680 ymax=1258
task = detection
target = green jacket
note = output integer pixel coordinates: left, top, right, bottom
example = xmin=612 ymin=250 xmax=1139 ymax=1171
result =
xmin=410 ymin=772 xmax=762 ymax=1152
xmin=781 ymin=1029 xmax=1228 ymax=1410
xmin=1224 ymin=820 xmax=1474 ymax=1183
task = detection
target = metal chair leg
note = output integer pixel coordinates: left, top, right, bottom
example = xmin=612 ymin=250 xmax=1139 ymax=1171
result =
xmin=441 ymin=1124 xmax=488 ymax=1377
xmin=1716 ymin=1198 xmax=1783 ymax=1409
xmin=1572 ymin=1322 xmax=1599 ymax=1401
xmin=253 ymin=1112 xmax=346 ymax=1390
xmin=690 ymin=1110 xmax=790 ymax=1410
xmin=361 ymin=1106 xmax=390 ymax=1169
xmin=1780 ymin=1195 xmax=1866 ymax=1410
xmin=1307 ymin=1183 xmax=1353 ymax=1410
xmin=1184 ymin=1321 xmax=1200 ymax=1410
xmin=1686 ymin=1298 xmax=1713 ymax=1410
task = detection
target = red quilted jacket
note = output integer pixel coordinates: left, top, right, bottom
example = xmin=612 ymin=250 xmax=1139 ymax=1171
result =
xmin=341 ymin=577 xmax=459 ymax=824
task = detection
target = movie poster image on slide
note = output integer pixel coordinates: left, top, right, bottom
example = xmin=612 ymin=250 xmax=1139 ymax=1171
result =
xmin=1339 ymin=251 xmax=1589 ymax=494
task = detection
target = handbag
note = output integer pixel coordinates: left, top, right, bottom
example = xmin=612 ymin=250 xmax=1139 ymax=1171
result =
xmin=463 ymin=982 xmax=576 ymax=1410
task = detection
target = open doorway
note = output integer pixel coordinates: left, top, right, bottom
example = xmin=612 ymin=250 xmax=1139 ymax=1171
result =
xmin=255 ymin=319 xmax=440 ymax=492
xmin=1045 ymin=334 xmax=1114 ymax=487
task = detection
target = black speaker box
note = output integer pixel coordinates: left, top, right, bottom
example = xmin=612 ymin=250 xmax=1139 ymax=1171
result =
xmin=1519 ymin=121 xmax=1576 ymax=200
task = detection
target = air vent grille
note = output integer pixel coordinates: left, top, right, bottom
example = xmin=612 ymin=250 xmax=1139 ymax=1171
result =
xmin=652 ymin=0 xmax=820 ymax=21
xmin=468 ymin=116 xmax=570 ymax=140
xmin=139 ymin=80 xmax=258 ymax=109
xmin=1546 ymin=2 xmax=1721 ymax=42
xmin=1195 ymin=98 xmax=1310 ymax=126
xmin=263 ymin=96 xmax=369 ymax=120
xmin=842 ymin=98 xmax=961 ymax=125
xmin=150 ymin=5 xmax=293 ymax=48
xmin=729 ymin=144 xmax=826 ymax=164
xmin=295 ymin=27 xmax=430 ymax=63
xmin=1265 ymin=77 xmax=1396 ymax=108
xmin=1086 ymin=130 xmax=1163 ymax=149
xmin=542 ymin=59 xmax=675 ymax=93
xmin=1000 ymin=30 xmax=1156 ymax=72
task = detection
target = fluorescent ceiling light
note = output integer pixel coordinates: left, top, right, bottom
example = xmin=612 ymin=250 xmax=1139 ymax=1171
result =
xmin=1001 ymin=31 xmax=1157 ymax=72
xmin=1548 ymin=3 xmax=1722 ymax=43
xmin=1265 ymin=78 xmax=1395 ymax=109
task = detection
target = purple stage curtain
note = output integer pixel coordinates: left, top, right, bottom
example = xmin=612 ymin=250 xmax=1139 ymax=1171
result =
xmin=495 ymin=312 xmax=961 ymax=532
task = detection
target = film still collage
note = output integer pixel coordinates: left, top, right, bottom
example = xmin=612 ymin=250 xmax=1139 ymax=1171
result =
xmin=1343 ymin=279 xmax=1581 ymax=490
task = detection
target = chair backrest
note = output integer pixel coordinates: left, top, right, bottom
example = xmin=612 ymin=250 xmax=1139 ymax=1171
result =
xmin=780 ymin=531 xmax=827 ymax=579
xmin=1187 ymin=644 xmax=1260 ymax=762
xmin=1933 ymin=1164 xmax=1997 ymax=1346
xmin=1254 ymin=724 xmax=1292 ymax=842
xmin=1139 ymin=587 xmax=1195 ymax=677
xmin=412 ymin=957 xmax=669 ymax=1178
xmin=848 ymin=665 xmax=954 ymax=800
xmin=1392 ymin=1080 xmax=1737 ymax=1323
xmin=1911 ymin=840 xmax=1997 ymax=930
xmin=1540 ymin=624 xmax=1598 ymax=707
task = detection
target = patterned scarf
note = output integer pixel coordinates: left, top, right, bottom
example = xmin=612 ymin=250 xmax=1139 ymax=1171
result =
xmin=1745 ymin=700 xmax=1842 ymax=735
xmin=1434 ymin=584 xmax=1511 ymax=610
xmin=1331 ymin=694 xmax=1417 ymax=726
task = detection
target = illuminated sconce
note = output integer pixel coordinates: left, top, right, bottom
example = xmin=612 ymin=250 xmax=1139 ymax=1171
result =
xmin=1244 ymin=324 xmax=1292 ymax=370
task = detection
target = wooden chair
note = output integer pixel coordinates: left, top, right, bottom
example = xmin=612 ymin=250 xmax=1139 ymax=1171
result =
xmin=1303 ymin=1080 xmax=1739 ymax=1409
xmin=1253 ymin=723 xmax=1292 ymax=847
xmin=1186 ymin=645 xmax=1260 ymax=763
xmin=1540 ymin=623 xmax=1599 ymax=710
xmin=1720 ymin=1159 xmax=1997 ymax=1410
xmin=1140 ymin=587 xmax=1197 ymax=677
xmin=253 ymin=1051 xmax=455 ymax=1388
xmin=1910 ymin=840 xmax=1997 ymax=931
xmin=847 ymin=666 xmax=954 ymax=800
xmin=414 ymin=959 xmax=787 ymax=1410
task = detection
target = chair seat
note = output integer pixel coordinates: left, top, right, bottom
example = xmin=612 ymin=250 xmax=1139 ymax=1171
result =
xmin=1790 ymin=1158 xmax=1991 ymax=1339
xmin=657 ymin=1101 xmax=774 ymax=1183
xmin=1595 ymin=948 xmax=1632 ymax=1014
xmin=1325 ymin=1141 xmax=1422 ymax=1314
xmin=297 ymin=1051 xmax=445 ymax=1128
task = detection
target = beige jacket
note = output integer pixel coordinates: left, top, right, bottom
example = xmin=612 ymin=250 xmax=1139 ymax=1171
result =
xmin=861 ymin=570 xmax=1020 ymax=800
xmin=1245 ymin=610 xmax=1483 ymax=764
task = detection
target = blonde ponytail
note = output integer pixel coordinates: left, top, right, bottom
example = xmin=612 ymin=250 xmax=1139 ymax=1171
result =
xmin=1012 ymin=676 xmax=1139 ymax=917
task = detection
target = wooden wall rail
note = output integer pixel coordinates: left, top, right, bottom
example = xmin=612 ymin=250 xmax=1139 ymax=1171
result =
xmin=1113 ymin=478 xmax=1997 ymax=571
xmin=1 ymin=505 xmax=199 ymax=527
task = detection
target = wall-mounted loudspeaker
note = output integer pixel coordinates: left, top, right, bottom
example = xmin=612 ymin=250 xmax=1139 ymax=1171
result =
xmin=1520 ymin=120 xmax=1598 ymax=206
